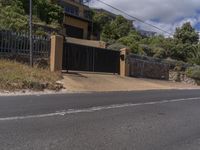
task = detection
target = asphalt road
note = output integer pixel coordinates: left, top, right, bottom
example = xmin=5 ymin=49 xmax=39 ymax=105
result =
xmin=1 ymin=90 xmax=200 ymax=150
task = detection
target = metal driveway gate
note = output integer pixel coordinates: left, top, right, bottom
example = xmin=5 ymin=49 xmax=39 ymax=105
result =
xmin=62 ymin=42 xmax=120 ymax=73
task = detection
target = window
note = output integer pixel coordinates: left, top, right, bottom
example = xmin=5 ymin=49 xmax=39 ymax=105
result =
xmin=64 ymin=4 xmax=79 ymax=16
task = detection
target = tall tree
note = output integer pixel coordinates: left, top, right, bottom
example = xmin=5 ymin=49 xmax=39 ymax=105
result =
xmin=93 ymin=12 xmax=113 ymax=33
xmin=174 ymin=22 xmax=199 ymax=44
xmin=101 ymin=15 xmax=132 ymax=41
xmin=0 ymin=1 xmax=28 ymax=31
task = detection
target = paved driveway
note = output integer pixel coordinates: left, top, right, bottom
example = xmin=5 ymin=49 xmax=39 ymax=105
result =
xmin=62 ymin=72 xmax=200 ymax=92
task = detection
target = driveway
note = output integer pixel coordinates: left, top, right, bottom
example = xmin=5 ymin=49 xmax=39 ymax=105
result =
xmin=61 ymin=72 xmax=200 ymax=92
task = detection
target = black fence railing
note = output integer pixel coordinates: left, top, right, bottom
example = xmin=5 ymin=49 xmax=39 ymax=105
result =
xmin=0 ymin=30 xmax=50 ymax=59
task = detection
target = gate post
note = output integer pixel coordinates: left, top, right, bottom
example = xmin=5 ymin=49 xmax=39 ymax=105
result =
xmin=50 ymin=35 xmax=64 ymax=72
xmin=120 ymin=48 xmax=130 ymax=77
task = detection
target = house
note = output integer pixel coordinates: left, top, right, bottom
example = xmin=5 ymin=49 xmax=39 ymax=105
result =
xmin=59 ymin=0 xmax=93 ymax=39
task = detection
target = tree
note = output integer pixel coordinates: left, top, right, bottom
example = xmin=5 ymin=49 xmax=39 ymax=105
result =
xmin=174 ymin=22 xmax=199 ymax=44
xmin=0 ymin=1 xmax=28 ymax=31
xmin=32 ymin=0 xmax=63 ymax=24
xmin=0 ymin=0 xmax=63 ymax=31
xmin=101 ymin=15 xmax=132 ymax=41
xmin=93 ymin=12 xmax=113 ymax=34
xmin=118 ymin=30 xmax=143 ymax=54
xmin=188 ymin=44 xmax=200 ymax=65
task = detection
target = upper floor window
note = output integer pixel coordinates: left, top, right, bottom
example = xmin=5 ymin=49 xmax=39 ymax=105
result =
xmin=64 ymin=4 xmax=79 ymax=16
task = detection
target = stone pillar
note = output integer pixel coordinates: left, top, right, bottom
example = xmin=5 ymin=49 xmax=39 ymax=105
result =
xmin=120 ymin=48 xmax=131 ymax=77
xmin=50 ymin=35 xmax=64 ymax=72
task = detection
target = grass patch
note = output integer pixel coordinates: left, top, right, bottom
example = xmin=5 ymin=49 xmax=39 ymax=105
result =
xmin=0 ymin=59 xmax=63 ymax=91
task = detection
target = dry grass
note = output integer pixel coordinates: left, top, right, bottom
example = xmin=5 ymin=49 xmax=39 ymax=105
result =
xmin=0 ymin=59 xmax=63 ymax=91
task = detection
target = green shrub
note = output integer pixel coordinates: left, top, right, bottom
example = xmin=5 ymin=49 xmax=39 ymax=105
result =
xmin=186 ymin=66 xmax=200 ymax=81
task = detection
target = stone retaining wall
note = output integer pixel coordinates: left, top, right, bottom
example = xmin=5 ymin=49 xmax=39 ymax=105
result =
xmin=169 ymin=71 xmax=197 ymax=85
xmin=128 ymin=57 xmax=169 ymax=80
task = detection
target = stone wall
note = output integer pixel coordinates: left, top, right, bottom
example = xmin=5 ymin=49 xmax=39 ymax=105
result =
xmin=128 ymin=57 xmax=169 ymax=80
xmin=169 ymin=71 xmax=197 ymax=85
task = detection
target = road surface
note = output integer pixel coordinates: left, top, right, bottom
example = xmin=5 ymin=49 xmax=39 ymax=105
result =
xmin=1 ymin=90 xmax=200 ymax=150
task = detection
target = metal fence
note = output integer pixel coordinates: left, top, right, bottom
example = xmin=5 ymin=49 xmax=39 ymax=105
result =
xmin=0 ymin=30 xmax=50 ymax=59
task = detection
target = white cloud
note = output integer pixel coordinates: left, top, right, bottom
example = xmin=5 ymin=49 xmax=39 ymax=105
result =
xmin=90 ymin=0 xmax=200 ymax=36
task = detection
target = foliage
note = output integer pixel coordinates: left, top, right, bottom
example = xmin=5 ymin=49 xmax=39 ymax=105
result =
xmin=172 ymin=43 xmax=197 ymax=62
xmin=33 ymin=0 xmax=63 ymax=24
xmin=187 ymin=44 xmax=200 ymax=65
xmin=0 ymin=0 xmax=62 ymax=31
xmin=174 ymin=22 xmax=199 ymax=44
xmin=101 ymin=15 xmax=132 ymax=41
xmin=118 ymin=30 xmax=142 ymax=53
xmin=92 ymin=11 xmax=113 ymax=34
xmin=16 ymin=0 xmax=63 ymax=24
xmin=0 ymin=1 xmax=28 ymax=31
xmin=186 ymin=66 xmax=200 ymax=82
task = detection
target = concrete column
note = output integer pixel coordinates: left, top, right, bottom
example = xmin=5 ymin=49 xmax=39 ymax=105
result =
xmin=50 ymin=35 xmax=64 ymax=72
xmin=120 ymin=48 xmax=131 ymax=77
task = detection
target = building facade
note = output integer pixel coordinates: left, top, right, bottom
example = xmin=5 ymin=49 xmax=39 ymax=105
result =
xmin=59 ymin=0 xmax=93 ymax=39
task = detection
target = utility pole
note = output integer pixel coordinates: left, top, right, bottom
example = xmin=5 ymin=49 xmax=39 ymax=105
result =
xmin=29 ymin=0 xmax=33 ymax=67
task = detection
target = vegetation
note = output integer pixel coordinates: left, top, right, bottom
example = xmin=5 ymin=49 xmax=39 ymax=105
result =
xmin=0 ymin=59 xmax=62 ymax=91
xmin=186 ymin=66 xmax=200 ymax=85
xmin=93 ymin=11 xmax=200 ymax=65
xmin=186 ymin=66 xmax=200 ymax=80
xmin=0 ymin=0 xmax=62 ymax=32
xmin=101 ymin=16 xmax=132 ymax=41
xmin=1 ymin=1 xmax=200 ymax=83
xmin=93 ymin=11 xmax=200 ymax=81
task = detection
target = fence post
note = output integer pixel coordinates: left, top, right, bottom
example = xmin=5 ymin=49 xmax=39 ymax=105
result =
xmin=50 ymin=35 xmax=64 ymax=72
xmin=120 ymin=48 xmax=130 ymax=77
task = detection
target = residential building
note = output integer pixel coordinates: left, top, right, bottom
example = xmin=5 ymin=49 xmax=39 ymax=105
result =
xmin=59 ymin=0 xmax=93 ymax=39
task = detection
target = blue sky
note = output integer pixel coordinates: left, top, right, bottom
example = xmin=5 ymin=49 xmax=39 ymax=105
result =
xmin=90 ymin=0 xmax=200 ymax=36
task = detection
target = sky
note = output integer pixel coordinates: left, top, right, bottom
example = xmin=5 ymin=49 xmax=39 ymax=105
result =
xmin=89 ymin=0 xmax=200 ymax=36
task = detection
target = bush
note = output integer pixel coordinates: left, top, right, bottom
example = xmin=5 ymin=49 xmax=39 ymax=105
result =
xmin=186 ymin=66 xmax=200 ymax=80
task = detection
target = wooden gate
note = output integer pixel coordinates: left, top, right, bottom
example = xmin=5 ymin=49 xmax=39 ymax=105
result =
xmin=62 ymin=42 xmax=120 ymax=73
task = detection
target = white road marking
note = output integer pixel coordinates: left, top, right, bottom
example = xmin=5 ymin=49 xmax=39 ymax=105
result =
xmin=0 ymin=97 xmax=200 ymax=121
